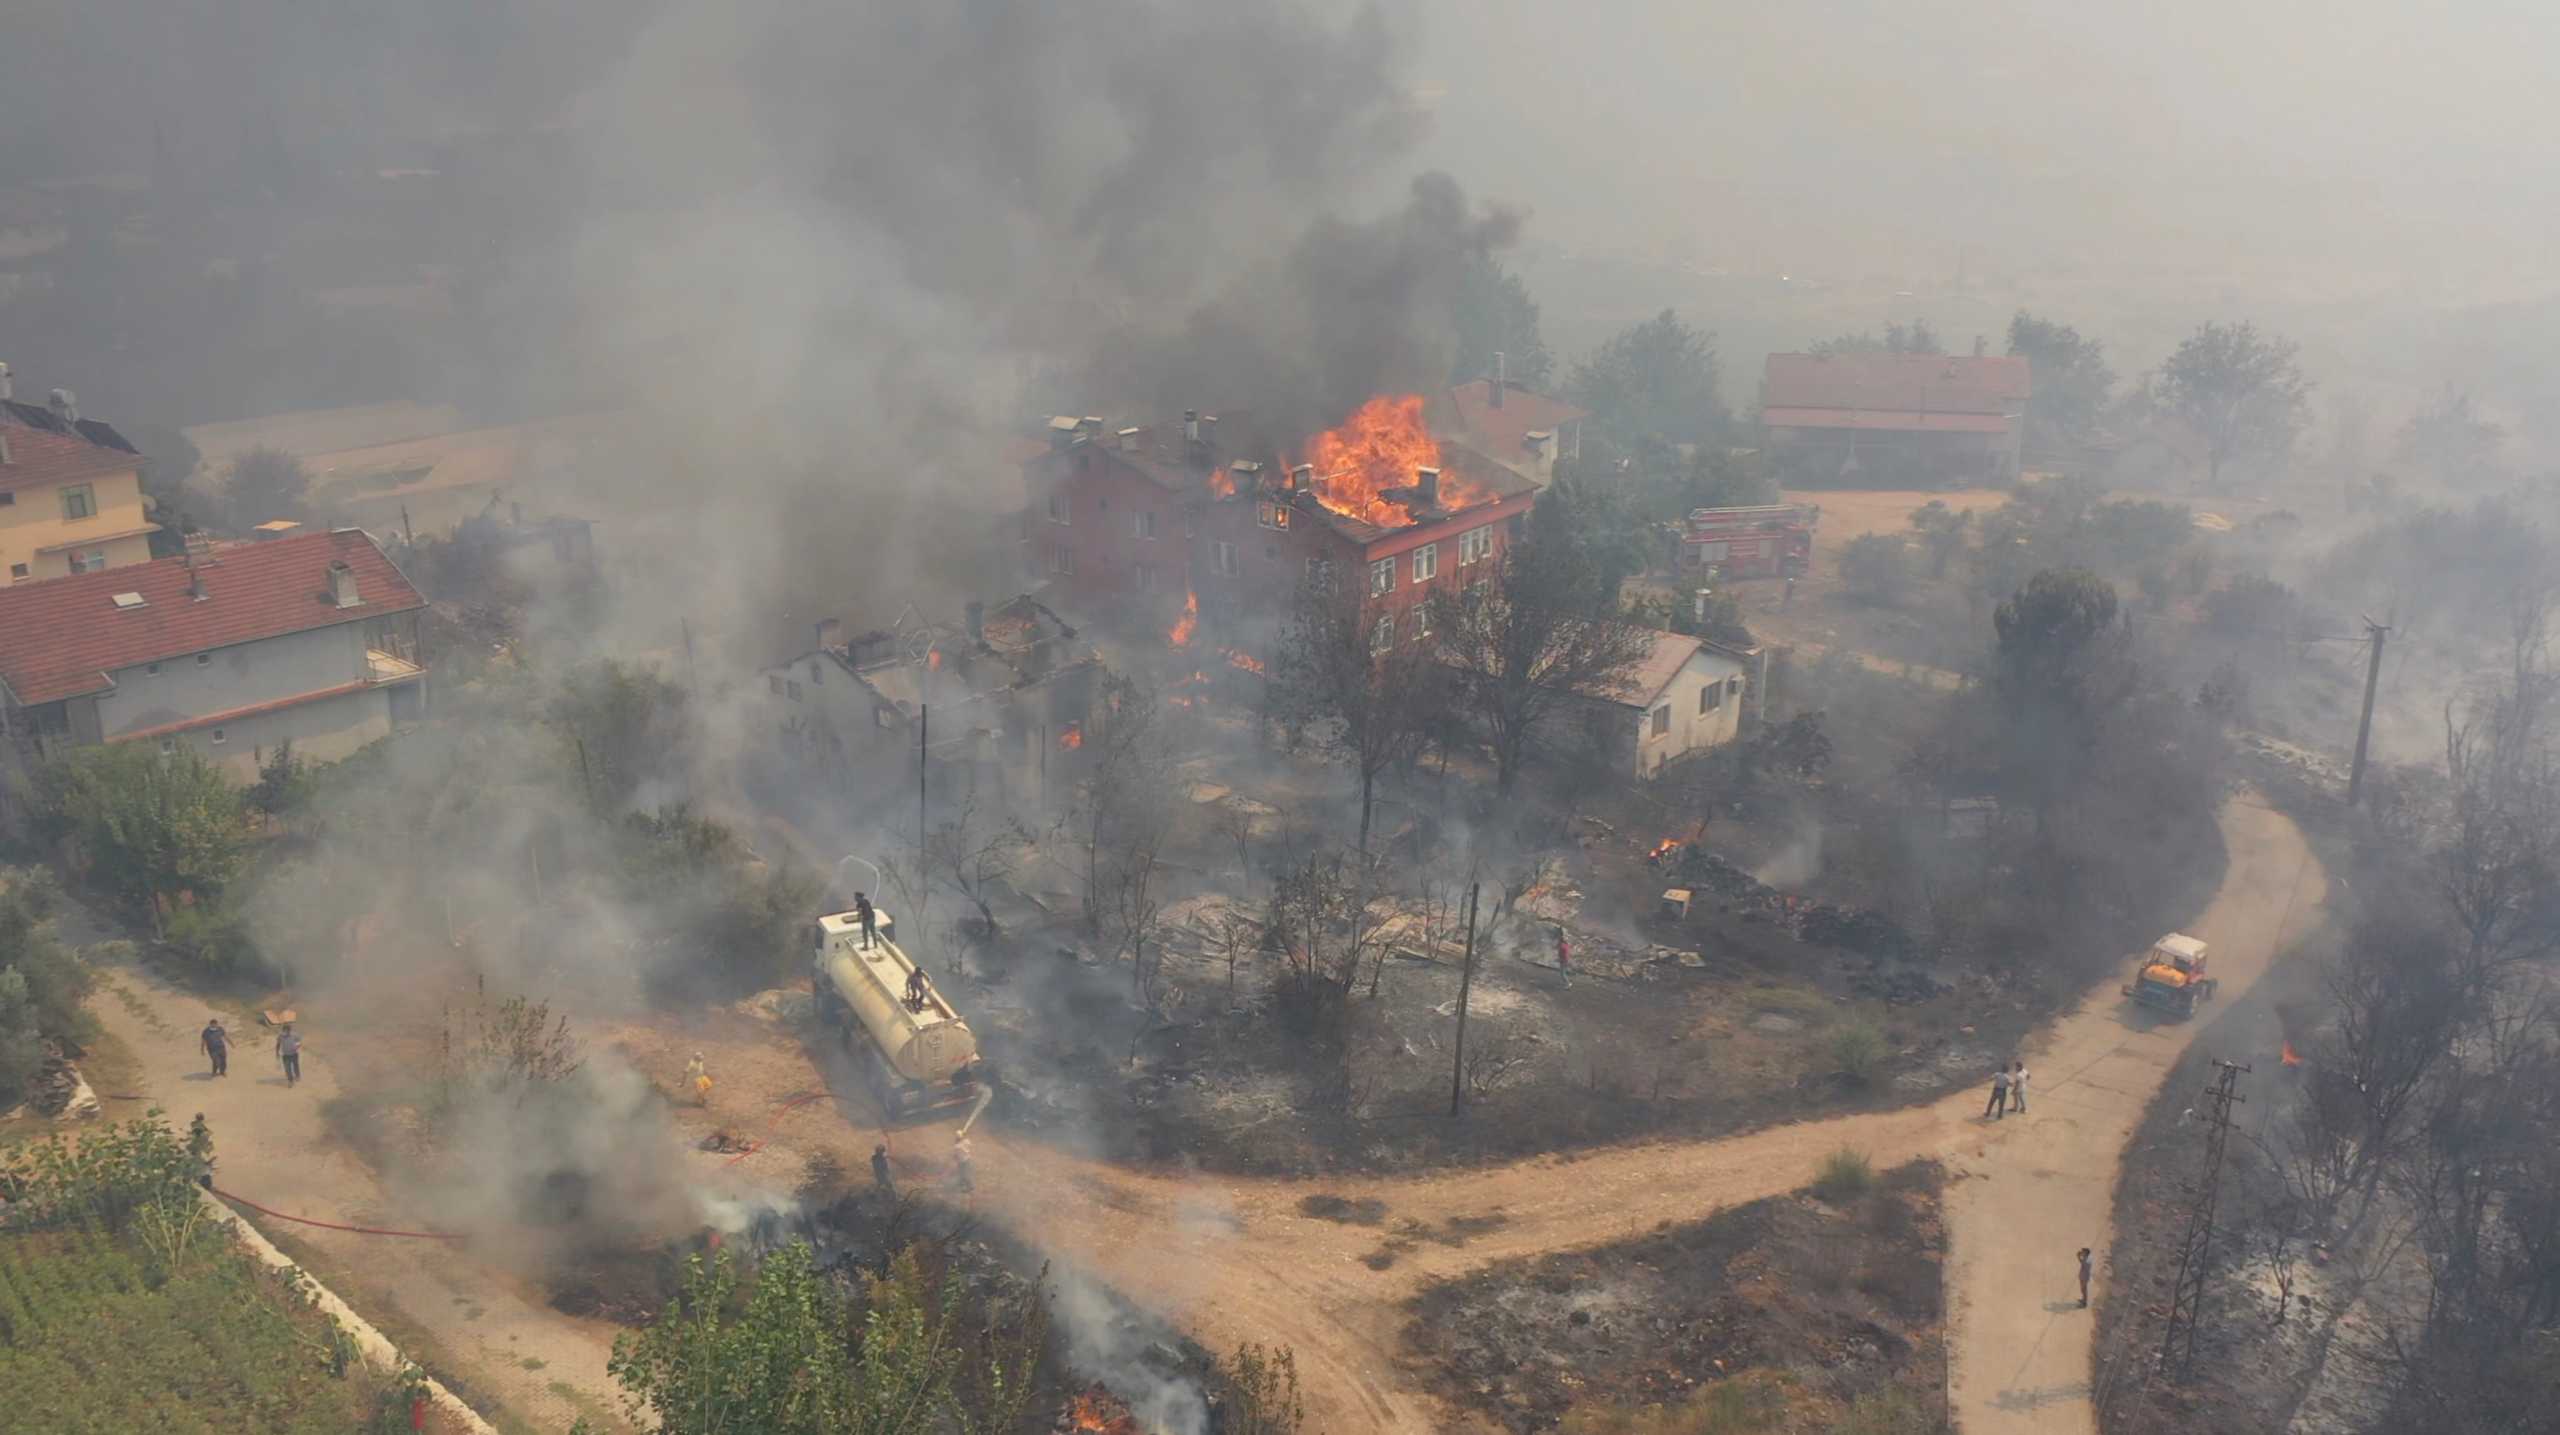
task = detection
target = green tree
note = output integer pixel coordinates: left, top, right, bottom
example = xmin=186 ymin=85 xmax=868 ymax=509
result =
xmin=1449 ymin=255 xmax=1552 ymax=388
xmin=1908 ymin=500 xmax=1972 ymax=578
xmin=2006 ymin=311 xmax=2116 ymax=460
xmin=224 ymin=446 xmax=310 ymax=525
xmin=2151 ymin=320 xmax=2311 ymax=488
xmin=1811 ymin=318 xmax=1942 ymax=356
xmin=1568 ymin=309 xmax=1725 ymax=448
xmin=38 ymin=745 xmax=247 ymax=929
xmin=550 ymin=660 xmax=692 ymax=810
xmin=1991 ymin=569 xmax=2126 ymax=827
xmin=2394 ymin=387 xmax=2504 ymax=486
xmin=1838 ymin=534 xmax=1914 ymax=605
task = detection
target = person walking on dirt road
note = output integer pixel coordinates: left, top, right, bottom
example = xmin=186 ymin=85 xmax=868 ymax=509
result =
xmin=854 ymin=892 xmax=878 ymax=950
xmin=2077 ymin=1247 xmax=2094 ymax=1307
xmin=872 ymin=1143 xmax=894 ymax=1193
xmin=1984 ymin=1063 xmax=2011 ymax=1119
xmin=2009 ymin=1061 xmax=2029 ymax=1114
xmin=201 ymin=1018 xmax=229 ymax=1078
xmin=274 ymin=1024 xmax=302 ymax=1087
xmin=951 ymin=1134 xmax=976 ymax=1194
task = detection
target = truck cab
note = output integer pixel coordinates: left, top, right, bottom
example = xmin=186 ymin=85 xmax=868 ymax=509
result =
xmin=2124 ymin=933 xmax=2216 ymax=1017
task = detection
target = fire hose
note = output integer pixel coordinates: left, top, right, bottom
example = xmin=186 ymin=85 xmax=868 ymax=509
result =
xmin=209 ymin=1185 xmax=467 ymax=1242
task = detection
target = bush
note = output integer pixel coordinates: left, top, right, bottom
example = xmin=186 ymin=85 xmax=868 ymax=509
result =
xmin=1813 ymin=1147 xmax=1876 ymax=1202
xmin=1829 ymin=1019 xmax=1888 ymax=1085
xmin=1838 ymin=534 xmax=1915 ymax=605
xmin=0 ymin=875 xmax=99 ymax=1111
xmin=161 ymin=899 xmax=261 ymax=976
xmin=36 ymin=744 xmax=246 ymax=921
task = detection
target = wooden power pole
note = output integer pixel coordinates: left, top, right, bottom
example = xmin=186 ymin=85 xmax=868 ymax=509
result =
xmin=2346 ymin=619 xmax=2389 ymax=807
xmin=1448 ymin=882 xmax=1482 ymax=1118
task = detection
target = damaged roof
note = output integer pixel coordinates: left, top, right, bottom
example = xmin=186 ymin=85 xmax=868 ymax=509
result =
xmin=0 ymin=399 xmax=143 ymax=495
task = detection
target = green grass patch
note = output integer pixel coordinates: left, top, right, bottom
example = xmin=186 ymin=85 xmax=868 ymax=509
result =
xmin=1812 ymin=1147 xmax=1876 ymax=1203
xmin=1827 ymin=1018 xmax=1889 ymax=1084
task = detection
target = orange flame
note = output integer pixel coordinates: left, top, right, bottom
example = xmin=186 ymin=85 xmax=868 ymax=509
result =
xmin=1057 ymin=722 xmax=1083 ymax=750
xmin=1168 ymin=588 xmax=1198 ymax=647
xmin=1301 ymin=394 xmax=1495 ymax=529
xmin=1060 ymin=1388 xmax=1141 ymax=1434
xmin=1222 ymin=647 xmax=1266 ymax=676
xmin=2281 ymin=1041 xmax=2301 ymax=1067
xmin=927 ymin=648 xmax=942 ymax=670
xmin=1207 ymin=466 xmax=1236 ymax=498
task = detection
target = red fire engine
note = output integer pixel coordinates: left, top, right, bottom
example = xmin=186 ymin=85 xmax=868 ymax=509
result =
xmin=1678 ymin=504 xmax=1819 ymax=578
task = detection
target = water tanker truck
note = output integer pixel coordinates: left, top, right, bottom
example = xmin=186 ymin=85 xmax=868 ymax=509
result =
xmin=2122 ymin=932 xmax=2217 ymax=1018
xmin=810 ymin=908 xmax=983 ymax=1118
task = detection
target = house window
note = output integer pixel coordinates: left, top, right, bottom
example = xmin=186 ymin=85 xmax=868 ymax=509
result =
xmin=0 ymin=492 xmax=14 ymax=506
xmin=876 ymin=707 xmax=896 ymax=728
xmin=1258 ymin=502 xmax=1290 ymax=530
xmin=1369 ymin=557 xmax=1395 ymax=595
xmin=1702 ymin=682 xmax=1722 ymax=713
xmin=1050 ymin=545 xmax=1074 ymax=575
xmin=1370 ymin=613 xmax=1394 ymax=653
xmin=1415 ymin=601 xmax=1432 ymax=638
xmin=146 ymin=662 xmax=162 ymax=676
xmin=787 ymin=680 xmax=803 ymax=701
xmin=1212 ymin=541 xmax=1239 ymax=577
xmin=1134 ymin=563 xmax=1158 ymax=592
xmin=210 ymin=727 xmax=227 ymax=745
xmin=1134 ymin=510 xmax=1157 ymax=540
xmin=1047 ymin=493 xmax=1070 ymax=524
xmin=159 ymin=738 xmax=175 ymax=755
xmin=68 ymin=547 xmax=108 ymax=574
xmin=1459 ymin=526 xmax=1493 ymax=565
xmin=1411 ymin=543 xmax=1438 ymax=583
xmin=1651 ymin=704 xmax=1670 ymax=737
xmin=6 ymin=564 xmax=23 ymax=581
xmin=61 ymin=485 xmax=96 ymax=521
xmin=195 ymin=652 xmax=212 ymax=667
xmin=1727 ymin=676 xmax=1742 ymax=697
xmin=809 ymin=661 xmax=822 ymax=686
xmin=769 ymin=674 xmax=784 ymax=695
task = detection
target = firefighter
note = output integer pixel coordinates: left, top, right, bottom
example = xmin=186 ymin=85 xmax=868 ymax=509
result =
xmin=684 ymin=1052 xmax=712 ymax=1106
xmin=853 ymin=892 xmax=878 ymax=950
xmin=905 ymin=966 xmax=930 ymax=1012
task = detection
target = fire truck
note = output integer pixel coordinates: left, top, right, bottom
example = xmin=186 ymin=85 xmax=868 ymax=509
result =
xmin=1678 ymin=504 xmax=1819 ymax=579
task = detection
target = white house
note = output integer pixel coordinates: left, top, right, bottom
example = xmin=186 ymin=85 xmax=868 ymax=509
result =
xmin=0 ymin=529 xmax=427 ymax=780
xmin=1573 ymin=628 xmax=1750 ymax=779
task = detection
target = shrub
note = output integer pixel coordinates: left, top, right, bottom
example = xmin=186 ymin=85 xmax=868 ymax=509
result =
xmin=1829 ymin=1018 xmax=1888 ymax=1085
xmin=161 ymin=899 xmax=261 ymax=975
xmin=1813 ymin=1147 xmax=1876 ymax=1202
xmin=36 ymin=744 xmax=247 ymax=921
xmin=1838 ymin=534 xmax=1915 ymax=605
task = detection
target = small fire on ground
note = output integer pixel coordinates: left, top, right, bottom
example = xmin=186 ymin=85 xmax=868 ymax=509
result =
xmin=1057 ymin=721 xmax=1084 ymax=749
xmin=1647 ymin=837 xmax=1684 ymax=865
xmin=1222 ymin=647 xmax=1266 ymax=676
xmin=1054 ymin=1384 xmax=1143 ymax=1434
xmin=1168 ymin=588 xmax=1199 ymax=647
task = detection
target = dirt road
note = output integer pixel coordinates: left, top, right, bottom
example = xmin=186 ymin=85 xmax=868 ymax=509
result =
xmin=75 ymin=915 xmax=629 ymax=1435
xmin=693 ymin=794 xmax=2324 ymax=1433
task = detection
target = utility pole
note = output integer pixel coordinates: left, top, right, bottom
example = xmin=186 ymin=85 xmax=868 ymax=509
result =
xmin=2160 ymin=1059 xmax=2250 ymax=1374
xmin=1448 ymin=882 xmax=1482 ymax=1118
xmin=2346 ymin=619 xmax=2389 ymax=807
xmin=918 ymin=703 xmax=929 ymax=848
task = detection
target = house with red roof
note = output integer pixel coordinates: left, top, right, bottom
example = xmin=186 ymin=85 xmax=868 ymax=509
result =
xmin=0 ymin=529 xmax=427 ymax=779
xmin=0 ymin=368 xmax=160 ymax=582
xmin=1438 ymin=375 xmax=1587 ymax=483
xmin=1759 ymin=352 xmax=2032 ymax=487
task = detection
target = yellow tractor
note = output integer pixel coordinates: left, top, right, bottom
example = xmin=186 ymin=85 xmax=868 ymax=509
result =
xmin=2123 ymin=933 xmax=2217 ymax=1018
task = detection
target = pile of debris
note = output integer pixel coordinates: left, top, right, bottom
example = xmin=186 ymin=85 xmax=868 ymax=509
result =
xmin=26 ymin=1046 xmax=100 ymax=1121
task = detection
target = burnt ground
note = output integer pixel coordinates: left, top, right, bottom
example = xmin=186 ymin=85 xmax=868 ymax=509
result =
xmin=2093 ymin=760 xmax=2378 ymax=1435
xmin=1402 ymin=1159 xmax=1949 ymax=1432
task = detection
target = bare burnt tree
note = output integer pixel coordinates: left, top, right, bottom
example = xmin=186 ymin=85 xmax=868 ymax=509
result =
xmin=1079 ymin=670 xmax=1165 ymax=931
xmin=2291 ymin=912 xmax=2472 ymax=1230
xmin=1211 ymin=795 xmax=1257 ymax=879
xmin=1427 ymin=533 xmax=1650 ymax=794
xmin=1271 ymin=565 xmax=1447 ymax=855
xmin=1094 ymin=744 xmax=1175 ymax=1011
xmin=925 ymin=791 xmax=1030 ymax=958
xmin=1267 ymin=848 xmax=1393 ymax=1036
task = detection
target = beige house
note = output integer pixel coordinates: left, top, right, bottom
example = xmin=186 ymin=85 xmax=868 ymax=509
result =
xmin=0 ymin=372 xmax=158 ymax=582
xmin=0 ymin=529 xmax=426 ymax=780
xmin=1574 ymin=628 xmax=1751 ymax=779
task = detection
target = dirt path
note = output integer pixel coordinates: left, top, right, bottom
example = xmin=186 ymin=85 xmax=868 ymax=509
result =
xmin=73 ymin=909 xmax=628 ymax=1435
xmin=679 ymin=794 xmax=2324 ymax=1434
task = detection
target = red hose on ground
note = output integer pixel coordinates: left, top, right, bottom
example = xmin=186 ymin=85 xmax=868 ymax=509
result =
xmin=211 ymin=1186 xmax=466 ymax=1242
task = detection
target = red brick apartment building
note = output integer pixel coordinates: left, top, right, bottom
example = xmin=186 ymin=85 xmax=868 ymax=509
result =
xmin=1018 ymin=396 xmax=1543 ymax=657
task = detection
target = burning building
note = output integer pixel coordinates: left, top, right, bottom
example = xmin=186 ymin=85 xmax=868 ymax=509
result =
xmin=1019 ymin=395 xmax=1542 ymax=654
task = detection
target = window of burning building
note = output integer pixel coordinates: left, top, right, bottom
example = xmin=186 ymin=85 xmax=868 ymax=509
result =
xmin=1411 ymin=542 xmax=1438 ymax=582
xmin=1258 ymin=501 xmax=1290 ymax=529
xmin=1459 ymin=526 xmax=1493 ymax=565
xmin=1651 ymin=704 xmax=1671 ymax=736
xmin=1134 ymin=510 xmax=1157 ymax=540
xmin=1134 ymin=563 xmax=1157 ymax=592
xmin=1370 ymin=613 xmax=1394 ymax=653
xmin=1047 ymin=493 xmax=1070 ymax=525
xmin=1370 ymin=556 xmax=1395 ymax=594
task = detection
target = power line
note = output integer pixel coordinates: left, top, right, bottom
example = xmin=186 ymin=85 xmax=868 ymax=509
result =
xmin=2161 ymin=1059 xmax=2250 ymax=1373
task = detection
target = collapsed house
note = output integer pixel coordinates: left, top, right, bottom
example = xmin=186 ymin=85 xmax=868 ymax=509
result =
xmin=757 ymin=595 xmax=1100 ymax=808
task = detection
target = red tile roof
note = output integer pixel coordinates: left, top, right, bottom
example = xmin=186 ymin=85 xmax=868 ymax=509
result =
xmin=0 ymin=400 xmax=142 ymax=495
xmin=1762 ymin=353 xmax=2030 ymax=417
xmin=1440 ymin=380 xmax=1588 ymax=466
xmin=0 ymin=529 xmax=424 ymax=705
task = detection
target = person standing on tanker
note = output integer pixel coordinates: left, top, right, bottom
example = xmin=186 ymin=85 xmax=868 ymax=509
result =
xmin=854 ymin=892 xmax=878 ymax=951
xmin=275 ymin=1024 xmax=303 ymax=1088
xmin=905 ymin=966 xmax=930 ymax=1012
xmin=201 ymin=1018 xmax=229 ymax=1078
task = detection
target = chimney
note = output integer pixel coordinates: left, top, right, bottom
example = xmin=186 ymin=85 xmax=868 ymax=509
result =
xmin=48 ymin=388 xmax=77 ymax=426
xmin=965 ymin=600 xmax=985 ymax=642
xmin=184 ymin=548 xmax=207 ymax=601
xmin=1289 ymin=463 xmax=1314 ymax=494
xmin=1116 ymin=426 xmax=1142 ymax=452
xmin=815 ymin=617 xmax=843 ymax=653
xmin=1182 ymin=410 xmax=1199 ymax=443
xmin=327 ymin=560 xmax=359 ymax=609
xmin=1414 ymin=466 xmax=1441 ymax=506
xmin=1695 ymin=588 xmax=1712 ymax=625
xmin=1491 ymin=351 xmax=1506 ymax=407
